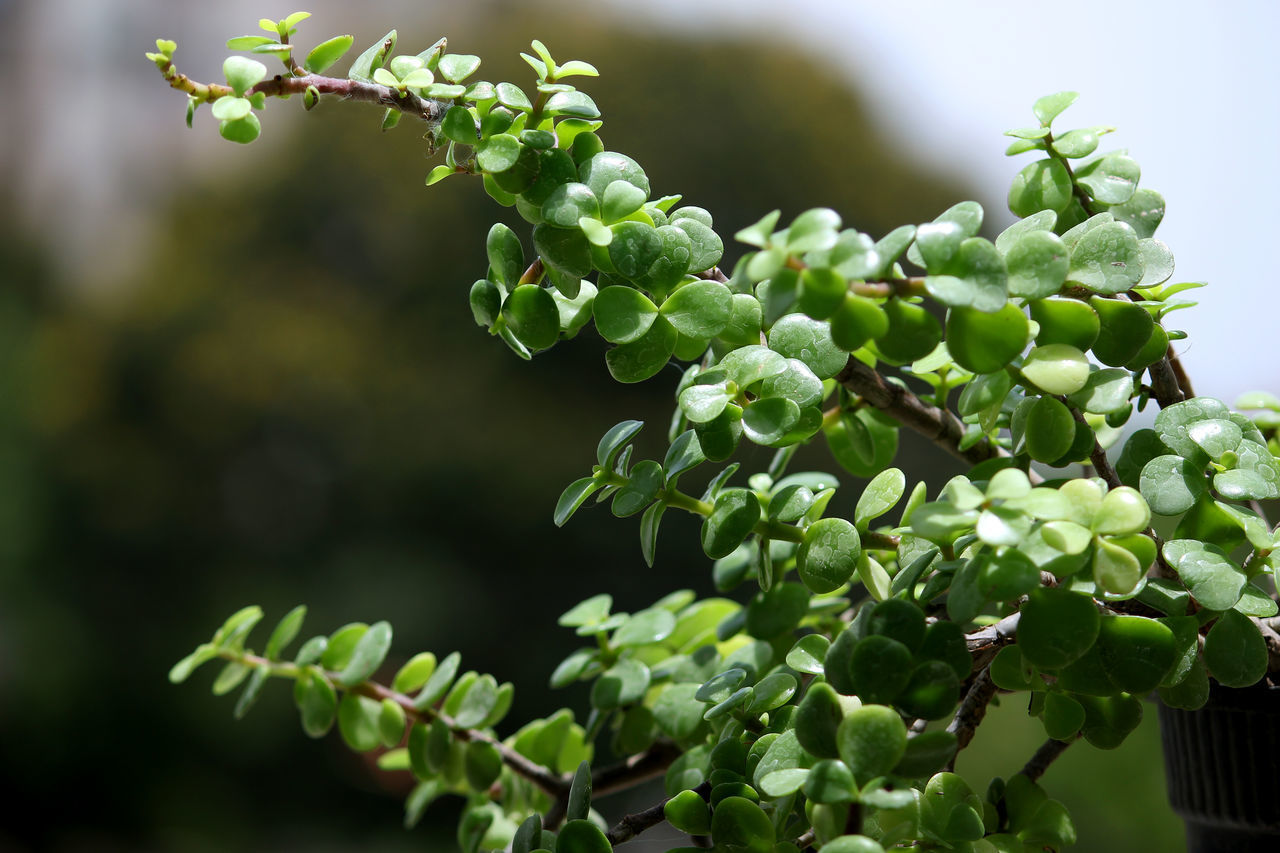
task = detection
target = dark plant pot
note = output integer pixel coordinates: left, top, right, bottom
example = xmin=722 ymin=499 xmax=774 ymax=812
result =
xmin=1159 ymin=683 xmax=1280 ymax=852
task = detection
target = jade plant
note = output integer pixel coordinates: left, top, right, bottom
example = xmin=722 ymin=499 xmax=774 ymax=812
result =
xmin=150 ymin=13 xmax=1280 ymax=853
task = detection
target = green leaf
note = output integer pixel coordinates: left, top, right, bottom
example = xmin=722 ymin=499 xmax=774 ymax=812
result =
xmin=1021 ymin=396 xmax=1074 ymax=464
xmin=1005 ymin=230 xmax=1069 ymax=301
xmin=605 ymin=315 xmax=678 ymax=383
xmin=1076 ymin=154 xmax=1140 ymax=205
xmin=741 ymin=397 xmax=801 ymax=445
xmin=735 ymin=210 xmax=782 ymax=247
xmin=347 ymin=30 xmax=396 ymax=83
xmin=1020 ymin=344 xmax=1090 ymax=396
xmin=612 ymin=459 xmax=664 ymax=517
xmin=1030 ymin=296 xmax=1100 ymax=349
xmin=664 ymin=788 xmax=711 ymax=835
xmin=413 ymin=651 xmax=461 ymax=709
xmin=557 ymin=820 xmax=612 ymax=853
xmin=711 ymin=797 xmax=774 ymax=853
xmin=441 ymin=105 xmax=478 ymax=144
xmin=787 ymin=634 xmax=830 ymax=675
xmin=580 ymin=151 xmax=650 ymax=198
xmin=893 ymin=731 xmax=958 ymax=779
xmin=1052 ymin=128 xmax=1100 ymax=159
xmin=1067 ymin=368 xmax=1133 ymax=415
xmin=555 ymin=476 xmax=602 ymax=527
xmin=476 ymin=133 xmax=521 ymax=174
xmin=1068 ymin=222 xmax=1144 ymax=294
xmin=597 ymin=421 xmax=643 ymax=470
xmin=1096 ymin=615 xmax=1177 ymax=693
xmin=594 ymin=286 xmax=659 ymax=344
xmin=608 ymin=221 xmax=663 ymax=280
xmin=1008 ymin=159 xmax=1072 ymax=217
xmin=944 ymin=303 xmax=1028 ymax=374
xmin=294 ymin=668 xmax=338 ymax=737
xmin=336 ymin=620 xmax=392 ymax=687
xmin=849 ymin=635 xmax=913 ymax=704
xmin=393 ymin=652 xmax=437 ymax=694
xmin=485 ymin=223 xmax=524 ymax=288
xmin=601 ymin=180 xmax=648 ymax=223
xmin=702 ymin=489 xmax=762 ymax=560
xmin=454 ymin=673 xmax=499 ymax=727
xmin=767 ymin=314 xmax=847 ymax=380
xmin=660 ymin=281 xmax=733 ymax=338
xmin=227 ymin=35 xmax=277 ymax=50
xmin=1033 ymin=91 xmax=1079 ymax=124
xmin=854 ymin=468 xmax=905 ymax=530
xmin=796 ymin=518 xmax=861 ymax=593
xmin=1204 ymin=609 xmax=1268 ymax=688
xmin=591 ymin=658 xmax=651 ymax=709
xmin=211 ymin=96 xmax=252 ymax=122
xmin=1140 ymin=455 xmax=1207 ymax=516
xmin=218 ymin=113 xmax=262 ymax=144
xmin=263 ymin=605 xmax=307 ymax=660
xmin=223 ymin=55 xmax=267 ymax=97
xmin=1017 ymin=587 xmax=1101 ymax=669
xmin=1163 ymin=539 xmax=1247 ymax=611
xmin=304 ymin=35 xmax=355 ymax=73
xmin=787 ymin=208 xmax=842 ymax=253
xmin=837 ymin=705 xmax=907 ymax=787
xmin=502 ymin=284 xmax=560 ymax=350
xmin=437 ymin=53 xmax=481 ymax=83
xmin=338 ymin=693 xmax=383 ymax=752
xmin=545 ymin=90 xmax=600 ymax=118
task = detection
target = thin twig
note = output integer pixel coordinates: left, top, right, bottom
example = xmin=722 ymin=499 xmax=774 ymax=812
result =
xmin=965 ymin=612 xmax=1021 ymax=671
xmin=1018 ymin=737 xmax=1076 ymax=783
xmin=152 ymin=56 xmax=447 ymax=125
xmin=946 ymin=666 xmax=998 ymax=761
xmin=231 ymin=652 xmax=568 ymax=798
xmin=836 ymin=357 xmax=1007 ymax=466
xmin=606 ymin=781 xmax=710 ymax=846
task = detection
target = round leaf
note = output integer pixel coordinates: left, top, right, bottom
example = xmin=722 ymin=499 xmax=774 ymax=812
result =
xmin=796 ymin=518 xmax=861 ymax=593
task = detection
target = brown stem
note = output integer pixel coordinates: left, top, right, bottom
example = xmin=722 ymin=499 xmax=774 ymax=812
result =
xmin=946 ymin=666 xmax=998 ymax=761
xmin=605 ymin=781 xmax=710 ymax=846
xmin=965 ymin=613 xmax=1021 ymax=671
xmin=1018 ymin=737 xmax=1076 ymax=782
xmin=836 ymin=357 xmax=1007 ymax=466
xmin=232 ymin=651 xmax=568 ymax=798
xmin=154 ymin=56 xmax=446 ymax=125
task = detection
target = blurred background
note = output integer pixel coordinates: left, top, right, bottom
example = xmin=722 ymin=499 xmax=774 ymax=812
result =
xmin=3 ymin=0 xmax=1277 ymax=850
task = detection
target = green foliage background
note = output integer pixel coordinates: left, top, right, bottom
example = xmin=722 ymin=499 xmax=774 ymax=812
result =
xmin=0 ymin=6 xmax=1180 ymax=850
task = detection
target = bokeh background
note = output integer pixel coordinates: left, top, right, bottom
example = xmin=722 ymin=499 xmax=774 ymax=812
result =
xmin=2 ymin=0 xmax=1277 ymax=850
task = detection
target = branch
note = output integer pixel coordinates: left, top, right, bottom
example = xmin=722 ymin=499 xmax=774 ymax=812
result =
xmin=965 ymin=612 xmax=1020 ymax=671
xmin=232 ymin=651 xmax=568 ymax=798
xmin=946 ymin=665 xmax=998 ymax=760
xmin=606 ymin=781 xmax=710 ymax=846
xmin=1018 ymin=736 xmax=1076 ymax=782
xmin=152 ymin=54 xmax=446 ymax=125
xmin=836 ymin=357 xmax=1007 ymax=465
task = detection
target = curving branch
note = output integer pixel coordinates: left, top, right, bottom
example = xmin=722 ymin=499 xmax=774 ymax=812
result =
xmin=836 ymin=357 xmax=1007 ymax=465
xmin=946 ymin=666 xmax=998 ymax=761
xmin=151 ymin=54 xmax=447 ymax=125
xmin=231 ymin=651 xmax=569 ymax=798
xmin=1019 ymin=736 xmax=1077 ymax=782
xmin=606 ymin=781 xmax=711 ymax=846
